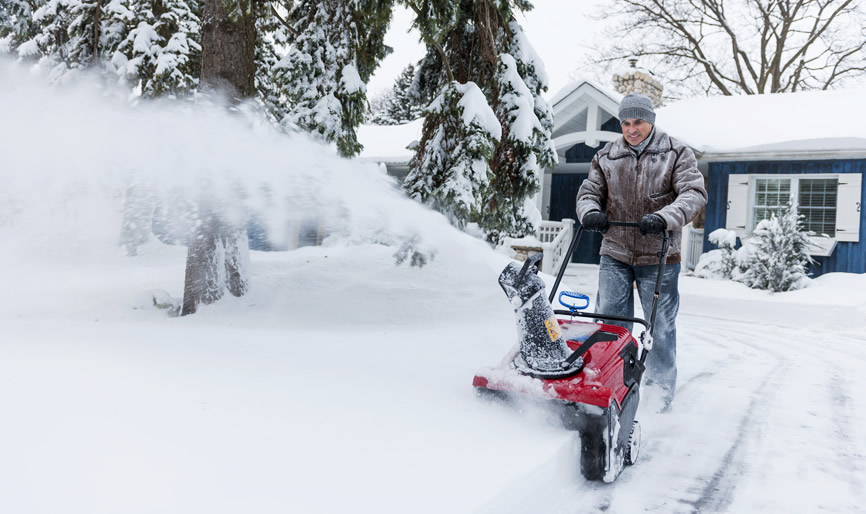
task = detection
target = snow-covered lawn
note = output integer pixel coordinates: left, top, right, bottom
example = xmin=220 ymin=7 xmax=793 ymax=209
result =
xmin=2 ymin=237 xmax=865 ymax=513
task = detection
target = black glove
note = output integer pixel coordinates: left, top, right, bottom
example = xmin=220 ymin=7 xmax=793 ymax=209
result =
xmin=639 ymin=213 xmax=666 ymax=235
xmin=582 ymin=211 xmax=609 ymax=233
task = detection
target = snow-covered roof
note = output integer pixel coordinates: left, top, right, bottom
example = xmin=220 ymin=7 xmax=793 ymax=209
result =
xmin=657 ymin=88 xmax=866 ymax=158
xmin=356 ymin=84 xmax=866 ymax=165
xmin=356 ymin=118 xmax=423 ymax=165
xmin=549 ymin=76 xmax=623 ymax=109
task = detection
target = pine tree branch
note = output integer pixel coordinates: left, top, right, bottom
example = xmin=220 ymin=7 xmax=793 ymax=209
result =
xmin=269 ymin=2 xmax=298 ymax=37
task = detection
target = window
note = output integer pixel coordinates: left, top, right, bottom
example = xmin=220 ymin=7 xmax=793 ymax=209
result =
xmin=750 ymin=177 xmax=838 ymax=237
xmin=726 ymin=172 xmax=861 ymax=251
xmin=798 ymin=178 xmax=837 ymax=237
xmin=752 ymin=178 xmax=791 ymax=231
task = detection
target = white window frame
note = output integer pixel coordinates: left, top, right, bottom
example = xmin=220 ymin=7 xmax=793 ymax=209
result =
xmin=726 ymin=172 xmax=862 ymax=257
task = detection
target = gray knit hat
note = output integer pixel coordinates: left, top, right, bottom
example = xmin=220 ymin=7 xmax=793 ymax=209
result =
xmin=618 ymin=93 xmax=656 ymax=124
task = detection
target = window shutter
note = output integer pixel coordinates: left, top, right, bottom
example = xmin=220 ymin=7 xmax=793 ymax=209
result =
xmin=835 ymin=173 xmax=862 ymax=242
xmin=726 ymin=175 xmax=749 ymax=236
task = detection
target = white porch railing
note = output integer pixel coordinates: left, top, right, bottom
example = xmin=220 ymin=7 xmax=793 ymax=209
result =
xmin=539 ymin=218 xmax=575 ymax=274
xmin=683 ymin=223 xmax=704 ymax=271
xmin=503 ymin=218 xmax=575 ymax=274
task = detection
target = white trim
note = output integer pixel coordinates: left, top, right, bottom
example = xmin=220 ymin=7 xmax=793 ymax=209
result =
xmin=553 ymin=130 xmax=621 ymax=153
xmin=809 ymin=237 xmax=837 ymax=257
xmin=836 ymin=173 xmax=862 ymax=242
xmin=552 ymin=82 xmax=622 ymax=134
xmin=725 ymin=175 xmax=749 ymax=236
xmin=586 ymin=104 xmax=600 ymax=147
xmin=702 ymin=149 xmax=866 ymax=162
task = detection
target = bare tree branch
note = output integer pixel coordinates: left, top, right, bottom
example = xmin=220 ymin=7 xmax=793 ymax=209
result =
xmin=593 ymin=0 xmax=866 ymax=96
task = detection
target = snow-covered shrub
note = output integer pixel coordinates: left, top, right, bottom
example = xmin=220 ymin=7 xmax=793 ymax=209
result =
xmin=712 ymin=228 xmax=738 ymax=277
xmin=694 ymin=228 xmax=737 ymax=279
xmin=738 ymin=203 xmax=814 ymax=292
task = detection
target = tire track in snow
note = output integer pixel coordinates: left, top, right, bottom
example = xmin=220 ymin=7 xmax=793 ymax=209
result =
xmin=674 ymin=320 xmax=788 ymax=513
xmin=680 ymin=320 xmax=866 ymax=512
xmin=767 ymin=326 xmax=866 ymax=506
xmin=827 ymin=373 xmax=866 ymax=502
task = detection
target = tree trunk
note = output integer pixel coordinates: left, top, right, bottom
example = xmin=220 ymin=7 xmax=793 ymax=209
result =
xmin=200 ymin=0 xmax=257 ymax=99
xmin=182 ymin=0 xmax=256 ymax=315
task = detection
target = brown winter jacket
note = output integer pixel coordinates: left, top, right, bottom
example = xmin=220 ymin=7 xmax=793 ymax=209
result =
xmin=575 ymin=128 xmax=707 ymax=266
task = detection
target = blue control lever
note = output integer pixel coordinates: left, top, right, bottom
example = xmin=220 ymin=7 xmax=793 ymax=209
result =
xmin=558 ymin=291 xmax=590 ymax=312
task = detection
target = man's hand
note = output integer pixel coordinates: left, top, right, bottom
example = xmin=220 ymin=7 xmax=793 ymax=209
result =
xmin=582 ymin=211 xmax=609 ymax=233
xmin=639 ymin=214 xmax=666 ymax=235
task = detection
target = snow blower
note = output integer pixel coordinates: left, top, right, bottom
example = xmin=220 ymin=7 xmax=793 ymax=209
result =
xmin=473 ymin=221 xmax=670 ymax=482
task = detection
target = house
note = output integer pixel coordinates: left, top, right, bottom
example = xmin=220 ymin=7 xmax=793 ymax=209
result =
xmin=358 ymin=79 xmax=866 ymax=276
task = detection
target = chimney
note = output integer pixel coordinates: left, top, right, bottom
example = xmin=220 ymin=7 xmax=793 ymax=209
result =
xmin=612 ymin=58 xmax=664 ymax=108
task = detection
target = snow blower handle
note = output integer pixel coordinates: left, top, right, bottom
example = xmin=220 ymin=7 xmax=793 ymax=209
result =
xmin=548 ymin=220 xmax=671 ymax=339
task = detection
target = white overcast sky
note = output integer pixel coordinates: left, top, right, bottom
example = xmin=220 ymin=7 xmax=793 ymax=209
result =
xmin=367 ymin=1 xmax=608 ymax=101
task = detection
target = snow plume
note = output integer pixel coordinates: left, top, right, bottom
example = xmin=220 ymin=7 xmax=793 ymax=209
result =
xmin=0 ymin=59 xmax=483 ymax=267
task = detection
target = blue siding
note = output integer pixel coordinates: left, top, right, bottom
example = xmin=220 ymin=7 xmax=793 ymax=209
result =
xmin=704 ymin=159 xmax=866 ymax=276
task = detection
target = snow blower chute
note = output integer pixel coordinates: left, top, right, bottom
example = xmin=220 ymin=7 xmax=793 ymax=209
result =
xmin=473 ymin=221 xmax=670 ymax=482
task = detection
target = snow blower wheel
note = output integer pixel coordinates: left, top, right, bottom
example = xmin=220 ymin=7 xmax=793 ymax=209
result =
xmin=625 ymin=420 xmax=641 ymax=465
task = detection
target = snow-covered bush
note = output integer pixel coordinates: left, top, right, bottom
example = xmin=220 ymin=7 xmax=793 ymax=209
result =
xmin=695 ymin=204 xmax=814 ymax=292
xmin=694 ymin=228 xmax=738 ymax=279
xmin=738 ymin=203 xmax=814 ymax=292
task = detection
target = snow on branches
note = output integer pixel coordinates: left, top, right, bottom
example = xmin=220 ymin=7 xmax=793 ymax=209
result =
xmin=272 ymin=0 xmax=392 ymax=157
xmin=404 ymin=3 xmax=556 ymax=244
xmin=739 ymin=204 xmax=815 ymax=292
xmin=480 ymin=21 xmax=556 ymax=243
xmin=695 ymin=203 xmax=815 ymax=292
xmin=370 ymin=63 xmax=425 ymax=125
xmin=403 ymin=81 xmax=500 ymax=229
xmin=113 ymin=0 xmax=201 ymax=98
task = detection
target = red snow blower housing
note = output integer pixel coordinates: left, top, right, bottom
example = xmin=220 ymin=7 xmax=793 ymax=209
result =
xmin=473 ymin=222 xmax=670 ymax=482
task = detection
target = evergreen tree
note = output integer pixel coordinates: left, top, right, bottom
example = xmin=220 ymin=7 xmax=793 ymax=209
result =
xmin=371 ymin=63 xmax=424 ymax=125
xmin=113 ymin=0 xmax=201 ymax=98
xmin=0 ymin=0 xmax=43 ymax=55
xmin=273 ymin=0 xmax=394 ymax=157
xmin=403 ymin=80 xmax=500 ymax=227
xmin=20 ymin=0 xmax=132 ymax=82
xmin=403 ymin=0 xmax=554 ymax=242
xmin=253 ymin=2 xmax=289 ymax=123
xmin=739 ymin=203 xmax=814 ymax=292
xmin=481 ymin=21 xmax=556 ymax=243
xmin=23 ymin=0 xmax=75 ymax=78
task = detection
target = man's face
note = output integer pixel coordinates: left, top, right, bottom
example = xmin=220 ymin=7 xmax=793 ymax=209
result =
xmin=621 ymin=118 xmax=653 ymax=146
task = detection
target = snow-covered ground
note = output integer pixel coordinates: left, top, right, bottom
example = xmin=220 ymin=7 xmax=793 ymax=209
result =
xmin=3 ymin=235 xmax=866 ymax=514
xmin=3 ymin=61 xmax=866 ymax=513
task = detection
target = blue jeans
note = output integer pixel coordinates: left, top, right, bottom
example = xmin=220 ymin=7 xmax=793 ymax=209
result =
xmin=595 ymin=255 xmax=680 ymax=401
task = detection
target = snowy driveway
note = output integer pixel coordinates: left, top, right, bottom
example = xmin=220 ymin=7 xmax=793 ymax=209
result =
xmin=1 ymin=247 xmax=865 ymax=514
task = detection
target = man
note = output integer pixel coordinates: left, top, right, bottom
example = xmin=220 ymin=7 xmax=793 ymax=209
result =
xmin=575 ymin=93 xmax=707 ymax=412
